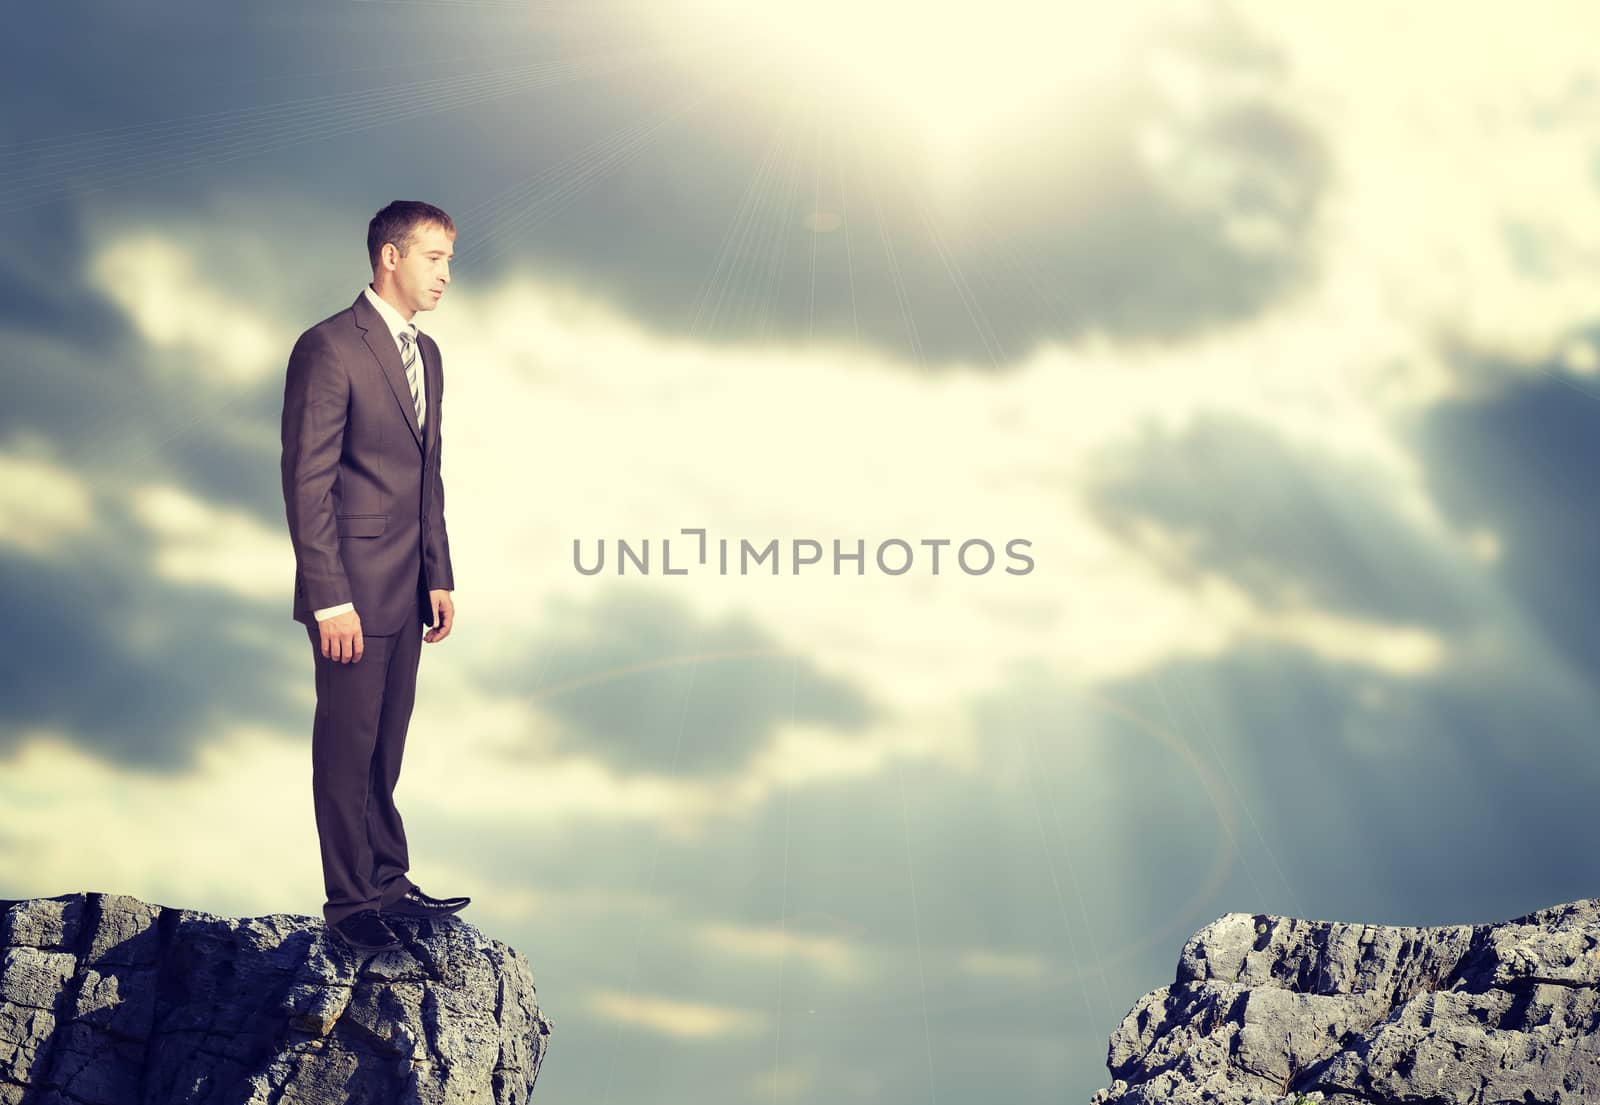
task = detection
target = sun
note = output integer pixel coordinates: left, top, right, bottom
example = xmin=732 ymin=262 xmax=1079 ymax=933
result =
xmin=661 ymin=0 xmax=1168 ymax=168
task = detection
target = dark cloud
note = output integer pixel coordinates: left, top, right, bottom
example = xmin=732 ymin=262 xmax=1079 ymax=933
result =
xmin=0 ymin=204 xmax=126 ymax=348
xmin=1070 ymin=380 xmax=1600 ymax=924
xmin=1086 ymin=638 xmax=1600 ymax=927
xmin=1413 ymin=359 xmax=1600 ymax=679
xmin=0 ymin=520 xmax=311 ymax=772
xmin=0 ymin=185 xmax=344 ymax=535
xmin=445 ymin=7 xmax=1334 ymax=365
xmin=1084 ymin=413 xmax=1478 ymax=627
xmin=472 ymin=587 xmax=878 ymax=777
xmin=3 ymin=322 xmax=287 ymax=528
xmin=6 ymin=0 xmax=1330 ymax=370
xmin=406 ymin=611 xmax=1600 ymax=1105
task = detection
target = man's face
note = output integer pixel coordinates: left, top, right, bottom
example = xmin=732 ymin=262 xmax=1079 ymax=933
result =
xmin=384 ymin=221 xmax=454 ymax=315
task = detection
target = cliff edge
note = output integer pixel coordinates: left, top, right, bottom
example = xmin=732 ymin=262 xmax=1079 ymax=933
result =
xmin=0 ymin=892 xmax=553 ymax=1104
xmin=1091 ymin=895 xmax=1600 ymax=1104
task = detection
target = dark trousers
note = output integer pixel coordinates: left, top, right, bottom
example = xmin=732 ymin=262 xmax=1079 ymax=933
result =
xmin=304 ymin=617 xmax=422 ymax=925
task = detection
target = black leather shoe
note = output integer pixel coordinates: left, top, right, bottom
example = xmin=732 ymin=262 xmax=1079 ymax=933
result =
xmin=330 ymin=909 xmax=401 ymax=953
xmin=381 ymin=885 xmax=470 ymax=918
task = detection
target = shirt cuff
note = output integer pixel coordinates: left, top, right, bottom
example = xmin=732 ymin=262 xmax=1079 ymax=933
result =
xmin=314 ymin=602 xmax=355 ymax=621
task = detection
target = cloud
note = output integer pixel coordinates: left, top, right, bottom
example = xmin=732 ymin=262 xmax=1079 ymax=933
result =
xmin=7 ymin=2 xmax=1336 ymax=369
xmin=0 ymin=295 xmax=286 ymax=533
xmin=577 ymin=0 xmax=1332 ymax=361
xmin=0 ymin=203 xmax=126 ymax=347
xmin=333 ymin=638 xmax=968 ymax=835
xmin=475 ymin=589 xmax=877 ymax=777
xmin=742 ymin=1066 xmax=814 ymax=1099
xmin=0 ymin=526 xmax=307 ymax=771
xmin=1085 ymin=412 xmax=1479 ymax=633
xmin=0 ymin=195 xmax=1550 ymax=796
xmin=0 ymin=442 xmax=96 ymax=553
xmin=0 ymin=727 xmax=322 ymax=916
xmin=695 ymin=920 xmax=863 ymax=981
xmin=1227 ymin=0 xmax=1600 ymax=404
xmin=130 ymin=482 xmax=294 ymax=600
xmin=1089 ymin=634 xmax=1600 ymax=926
xmin=958 ymin=949 xmax=1050 ymax=980
xmin=86 ymin=231 xmax=293 ymax=387
xmin=585 ymin=989 xmax=764 ymax=1040
xmin=1415 ymin=365 xmax=1600 ymax=683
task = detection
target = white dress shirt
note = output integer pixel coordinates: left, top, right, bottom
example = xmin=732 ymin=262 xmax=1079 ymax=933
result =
xmin=313 ymin=285 xmax=428 ymax=622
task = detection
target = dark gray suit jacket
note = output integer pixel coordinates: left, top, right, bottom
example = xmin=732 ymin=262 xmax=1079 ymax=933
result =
xmin=281 ymin=291 xmax=454 ymax=636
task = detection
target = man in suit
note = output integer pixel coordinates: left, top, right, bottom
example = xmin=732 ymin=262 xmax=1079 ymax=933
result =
xmin=281 ymin=200 xmax=470 ymax=953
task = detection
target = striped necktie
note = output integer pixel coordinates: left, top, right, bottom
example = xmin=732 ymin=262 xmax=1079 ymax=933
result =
xmin=398 ymin=327 xmax=424 ymax=429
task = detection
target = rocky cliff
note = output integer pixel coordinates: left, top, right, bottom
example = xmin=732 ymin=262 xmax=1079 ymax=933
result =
xmin=1091 ymin=896 xmax=1600 ymax=1104
xmin=0 ymin=892 xmax=553 ymax=1104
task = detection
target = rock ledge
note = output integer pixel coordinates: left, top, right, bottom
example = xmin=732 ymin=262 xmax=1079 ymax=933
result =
xmin=1 ymin=891 xmax=553 ymax=1104
xmin=1091 ymin=896 xmax=1600 ymax=1104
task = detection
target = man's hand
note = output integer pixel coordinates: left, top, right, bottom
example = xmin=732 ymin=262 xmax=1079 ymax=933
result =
xmin=320 ymin=609 xmax=364 ymax=664
xmin=425 ymin=589 xmax=454 ymax=643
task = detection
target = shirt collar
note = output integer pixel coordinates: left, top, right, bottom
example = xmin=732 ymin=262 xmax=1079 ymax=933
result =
xmin=363 ymin=284 xmax=417 ymax=344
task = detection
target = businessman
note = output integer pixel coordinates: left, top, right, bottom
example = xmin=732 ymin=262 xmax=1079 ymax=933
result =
xmin=281 ymin=200 xmax=469 ymax=953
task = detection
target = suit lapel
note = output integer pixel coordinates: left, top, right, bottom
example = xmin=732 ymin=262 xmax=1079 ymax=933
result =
xmin=351 ymin=293 xmax=423 ymax=453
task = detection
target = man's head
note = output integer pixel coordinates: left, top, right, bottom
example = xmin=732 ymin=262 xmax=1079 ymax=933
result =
xmin=367 ymin=201 xmax=455 ymax=318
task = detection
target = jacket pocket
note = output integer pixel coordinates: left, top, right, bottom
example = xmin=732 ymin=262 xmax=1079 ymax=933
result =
xmin=336 ymin=513 xmax=388 ymax=537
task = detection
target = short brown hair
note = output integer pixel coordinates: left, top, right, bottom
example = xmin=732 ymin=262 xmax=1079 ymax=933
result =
xmin=367 ymin=201 xmax=455 ymax=271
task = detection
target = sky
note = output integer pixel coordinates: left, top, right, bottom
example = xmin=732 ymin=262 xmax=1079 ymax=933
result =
xmin=6 ymin=1 xmax=1600 ymax=1101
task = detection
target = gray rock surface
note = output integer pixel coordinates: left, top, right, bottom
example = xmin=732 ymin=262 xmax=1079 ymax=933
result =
xmin=1091 ymin=896 xmax=1600 ymax=1104
xmin=0 ymin=892 xmax=553 ymax=1104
